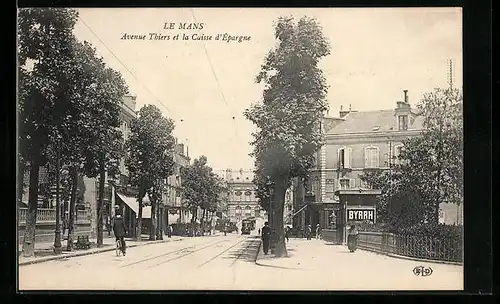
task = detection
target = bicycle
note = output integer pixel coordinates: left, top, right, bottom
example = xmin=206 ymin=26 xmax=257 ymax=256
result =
xmin=116 ymin=239 xmax=126 ymax=257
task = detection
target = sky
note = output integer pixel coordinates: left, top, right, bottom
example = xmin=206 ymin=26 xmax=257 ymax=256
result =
xmin=72 ymin=7 xmax=463 ymax=172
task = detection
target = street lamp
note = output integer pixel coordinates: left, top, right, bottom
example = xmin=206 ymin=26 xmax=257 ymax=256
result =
xmin=54 ymin=153 xmax=69 ymax=255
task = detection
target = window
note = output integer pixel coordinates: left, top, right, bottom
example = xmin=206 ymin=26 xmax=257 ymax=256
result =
xmin=235 ymin=206 xmax=241 ymax=214
xmin=398 ymin=115 xmax=408 ymax=131
xmin=364 ymin=146 xmax=380 ymax=168
xmin=394 ymin=144 xmax=404 ymax=164
xmin=340 ymin=178 xmax=350 ymax=190
xmin=326 ymin=179 xmax=335 ymax=193
xmin=245 ymin=206 xmax=252 ymax=217
xmin=338 ymin=147 xmax=352 ymax=169
xmin=254 ymin=207 xmax=260 ymax=217
xmin=325 ymin=209 xmax=336 ymax=229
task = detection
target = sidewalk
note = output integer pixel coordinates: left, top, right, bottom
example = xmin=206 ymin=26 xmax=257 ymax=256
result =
xmin=255 ymin=238 xmax=465 ymax=271
xmin=255 ymin=238 xmax=323 ymax=270
xmin=18 ymin=235 xmax=184 ymax=266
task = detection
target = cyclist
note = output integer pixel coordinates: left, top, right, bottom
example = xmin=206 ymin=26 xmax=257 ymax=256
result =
xmin=113 ymin=214 xmax=127 ymax=256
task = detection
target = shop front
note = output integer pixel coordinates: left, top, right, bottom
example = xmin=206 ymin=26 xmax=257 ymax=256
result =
xmin=322 ymin=188 xmax=381 ymax=245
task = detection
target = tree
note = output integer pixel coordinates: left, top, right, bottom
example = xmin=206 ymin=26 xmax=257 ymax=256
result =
xmin=18 ymin=8 xmax=79 ymax=257
xmin=244 ymin=16 xmax=330 ymax=257
xmin=126 ymin=105 xmax=176 ymax=241
xmin=360 ymin=88 xmax=463 ymax=228
xmin=181 ymin=156 xmax=221 ymax=235
xmin=79 ymin=61 xmax=128 ymax=247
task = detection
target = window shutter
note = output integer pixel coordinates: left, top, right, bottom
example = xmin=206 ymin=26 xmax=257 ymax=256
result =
xmin=346 ymin=147 xmax=353 ymax=168
xmin=374 ymin=147 xmax=380 ymax=167
xmin=349 ymin=178 xmax=356 ymax=189
xmin=364 ymin=148 xmax=369 ymax=168
xmin=337 ymin=148 xmax=343 ymax=168
xmin=344 ymin=148 xmax=351 ymax=168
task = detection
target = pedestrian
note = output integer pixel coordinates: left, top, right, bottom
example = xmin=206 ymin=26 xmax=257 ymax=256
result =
xmin=261 ymin=222 xmax=272 ymax=255
xmin=315 ymin=224 xmax=321 ymax=240
xmin=113 ymin=214 xmax=127 ymax=256
xmin=258 ymin=228 xmax=261 ymax=235
xmin=305 ymin=224 xmax=312 ymax=240
xmin=285 ymin=226 xmax=290 ymax=242
xmin=167 ymin=225 xmax=172 ymax=238
xmin=347 ymin=224 xmax=359 ymax=252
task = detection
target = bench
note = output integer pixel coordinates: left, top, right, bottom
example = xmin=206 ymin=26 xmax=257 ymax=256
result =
xmin=74 ymin=235 xmax=91 ymax=250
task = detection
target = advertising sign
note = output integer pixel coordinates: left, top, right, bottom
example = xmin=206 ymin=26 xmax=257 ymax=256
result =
xmin=347 ymin=208 xmax=376 ymax=222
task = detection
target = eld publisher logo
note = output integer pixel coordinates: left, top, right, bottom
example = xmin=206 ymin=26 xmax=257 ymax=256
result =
xmin=413 ymin=266 xmax=433 ymax=277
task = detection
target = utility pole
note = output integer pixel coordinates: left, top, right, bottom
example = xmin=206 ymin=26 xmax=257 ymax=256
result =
xmin=447 ymin=59 xmax=454 ymax=90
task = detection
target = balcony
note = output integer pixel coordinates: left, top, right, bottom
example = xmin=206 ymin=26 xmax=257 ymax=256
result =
xmin=18 ymin=208 xmax=91 ymax=224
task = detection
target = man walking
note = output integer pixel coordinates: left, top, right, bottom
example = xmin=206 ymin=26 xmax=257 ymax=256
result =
xmin=315 ymin=224 xmax=321 ymax=240
xmin=261 ymin=222 xmax=272 ymax=255
xmin=305 ymin=224 xmax=312 ymax=240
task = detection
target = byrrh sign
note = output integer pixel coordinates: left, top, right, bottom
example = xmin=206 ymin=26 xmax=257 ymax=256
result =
xmin=347 ymin=208 xmax=375 ymax=222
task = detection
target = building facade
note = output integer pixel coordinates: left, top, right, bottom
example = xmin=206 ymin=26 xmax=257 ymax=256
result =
xmin=293 ymin=90 xmax=462 ymax=232
xmin=222 ymin=169 xmax=263 ymax=224
xmin=165 ymin=142 xmax=191 ymax=225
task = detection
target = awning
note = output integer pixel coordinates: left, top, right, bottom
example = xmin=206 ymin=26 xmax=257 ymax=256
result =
xmin=116 ymin=193 xmax=151 ymax=219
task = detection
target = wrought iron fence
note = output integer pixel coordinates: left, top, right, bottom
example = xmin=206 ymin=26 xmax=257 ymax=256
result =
xmin=395 ymin=234 xmax=463 ymax=263
xmin=357 ymin=231 xmax=462 ymax=263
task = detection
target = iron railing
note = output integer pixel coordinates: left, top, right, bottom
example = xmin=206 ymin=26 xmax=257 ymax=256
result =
xmin=395 ymin=234 xmax=462 ymax=263
xmin=357 ymin=231 xmax=462 ymax=263
xmin=18 ymin=208 xmax=91 ymax=223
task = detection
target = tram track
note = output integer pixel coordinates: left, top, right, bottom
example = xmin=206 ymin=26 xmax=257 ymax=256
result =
xmin=144 ymin=238 xmax=234 ymax=269
xmin=197 ymin=236 xmax=260 ymax=268
xmin=120 ymin=238 xmax=230 ymax=269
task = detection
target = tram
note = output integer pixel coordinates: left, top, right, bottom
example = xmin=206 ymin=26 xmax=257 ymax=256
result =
xmin=241 ymin=218 xmax=256 ymax=235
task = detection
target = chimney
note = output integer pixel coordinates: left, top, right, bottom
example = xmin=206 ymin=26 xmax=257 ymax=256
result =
xmin=403 ymin=90 xmax=409 ymax=104
xmin=339 ymin=105 xmax=350 ymax=118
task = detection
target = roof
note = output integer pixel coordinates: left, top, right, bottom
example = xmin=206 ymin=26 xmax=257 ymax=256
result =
xmin=326 ymin=109 xmax=424 ymax=134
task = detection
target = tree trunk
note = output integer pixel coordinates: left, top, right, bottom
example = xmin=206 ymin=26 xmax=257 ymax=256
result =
xmin=202 ymin=209 xmax=207 ymax=235
xmin=18 ymin=157 xmax=26 ymax=205
xmin=22 ymin=162 xmax=40 ymax=257
xmin=136 ymin=197 xmax=143 ymax=241
xmin=273 ymin=179 xmax=288 ymax=258
xmin=66 ymin=166 xmax=78 ymax=251
xmin=96 ymin=158 xmax=105 ymax=247
xmin=150 ymin=200 xmax=156 ymax=241
xmin=190 ymin=207 xmax=197 ymax=236
xmin=156 ymin=204 xmax=162 ymax=240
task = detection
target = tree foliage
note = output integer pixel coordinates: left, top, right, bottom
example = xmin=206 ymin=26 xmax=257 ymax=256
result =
xmin=360 ymin=88 xmax=463 ymax=229
xmin=18 ymin=8 xmax=130 ymax=254
xmin=244 ymin=16 xmax=330 ymax=257
xmin=181 ymin=156 xmax=223 ymax=226
xmin=18 ymin=8 xmax=80 ymax=257
xmin=126 ymin=105 xmax=176 ymax=240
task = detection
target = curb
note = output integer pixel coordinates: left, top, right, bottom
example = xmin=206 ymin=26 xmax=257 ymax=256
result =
xmin=253 ymin=240 xmax=262 ymax=262
xmin=19 ymin=238 xmax=184 ymax=266
xmin=358 ymin=247 xmax=463 ymax=266
xmin=254 ymin=241 xmax=302 ymax=270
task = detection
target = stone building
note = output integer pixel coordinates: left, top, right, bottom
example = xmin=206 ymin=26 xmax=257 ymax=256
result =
xmin=222 ymin=169 xmax=263 ymax=224
xmin=293 ymin=90 xmax=462 ymax=233
xmin=165 ymin=141 xmax=191 ymax=225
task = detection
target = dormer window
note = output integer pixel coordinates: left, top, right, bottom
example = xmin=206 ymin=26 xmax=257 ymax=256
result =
xmin=398 ymin=115 xmax=408 ymax=131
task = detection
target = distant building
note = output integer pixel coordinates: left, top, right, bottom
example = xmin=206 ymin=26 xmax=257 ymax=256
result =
xmin=221 ymin=169 xmax=263 ymax=224
xmin=165 ymin=141 xmax=191 ymax=225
